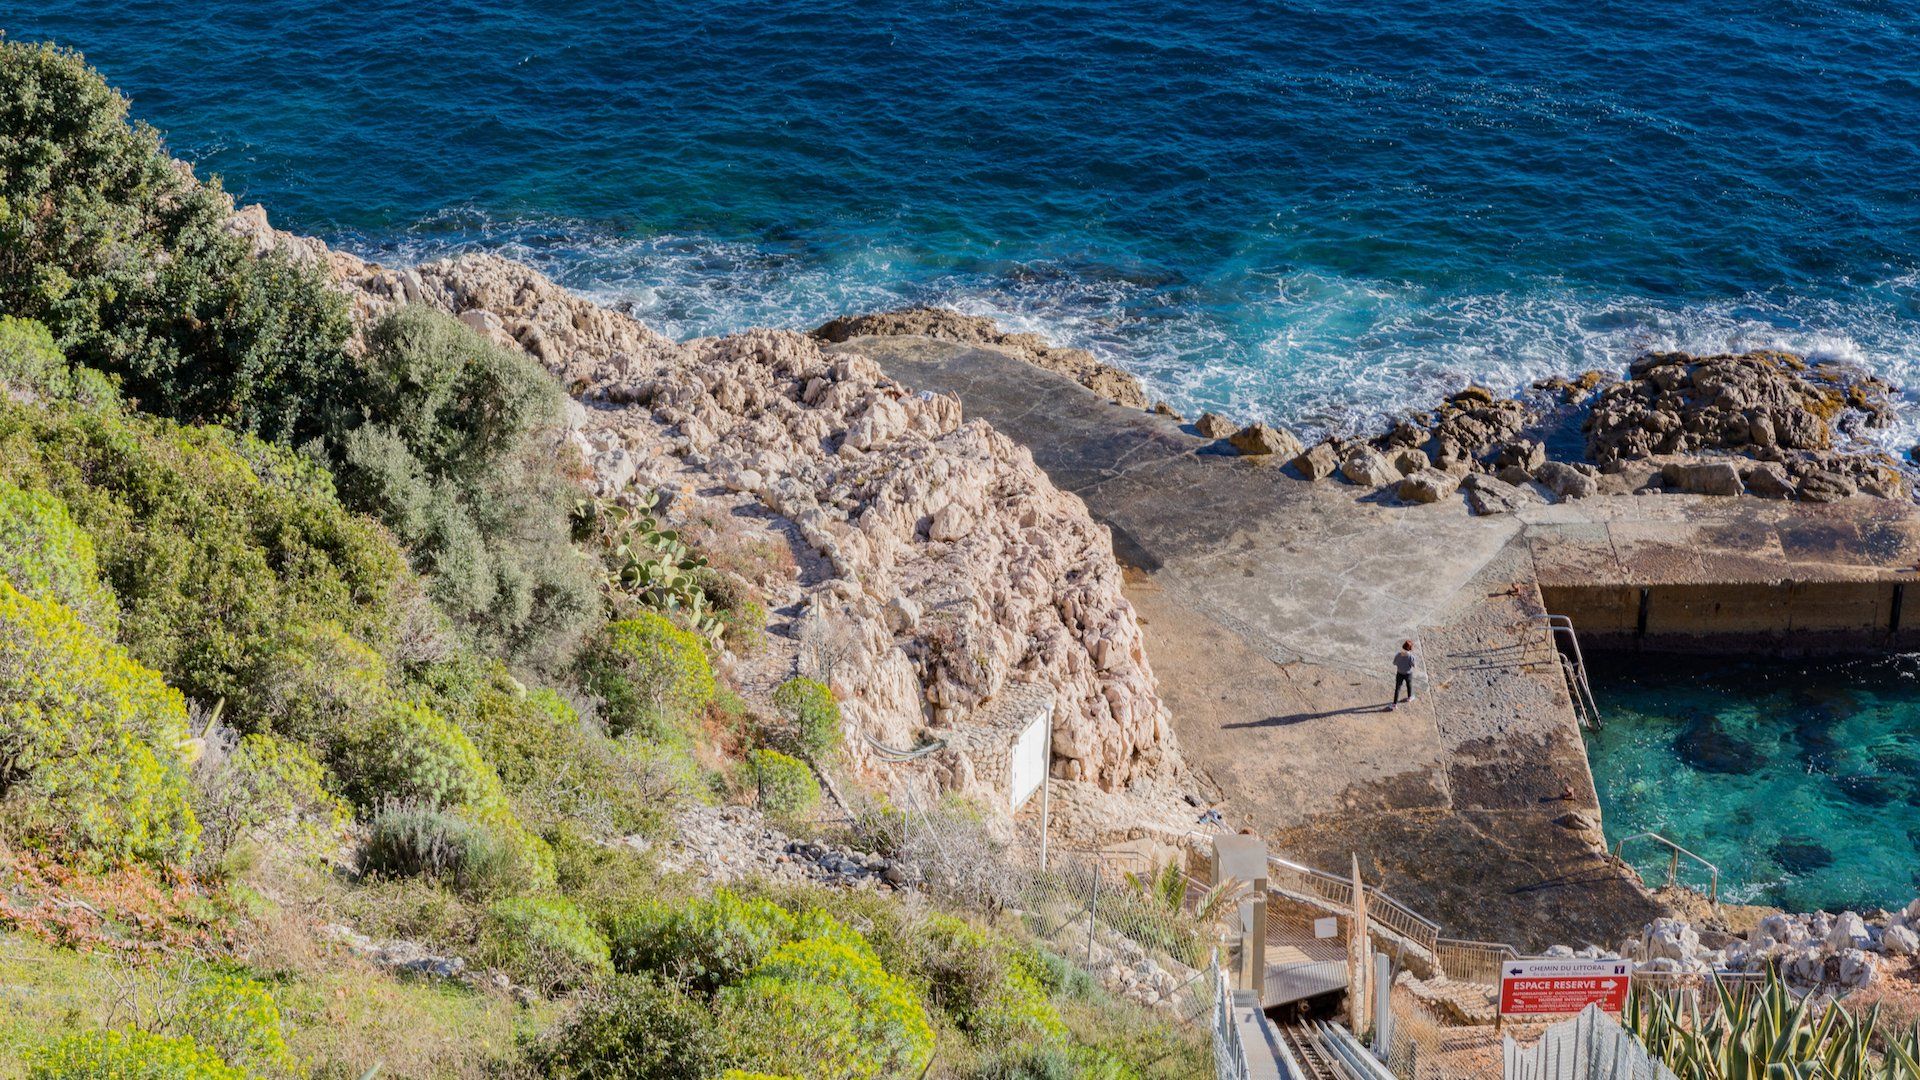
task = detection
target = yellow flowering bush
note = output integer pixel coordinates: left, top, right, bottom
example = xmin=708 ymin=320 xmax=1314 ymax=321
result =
xmin=729 ymin=936 xmax=935 ymax=1079
xmin=0 ymin=581 xmax=198 ymax=864
xmin=176 ymin=971 xmax=303 ymax=1078
xmin=0 ymin=480 xmax=117 ymax=632
xmin=748 ymin=749 xmax=820 ymax=822
xmin=332 ymin=697 xmax=507 ymax=813
xmin=481 ymin=895 xmax=613 ymax=992
xmin=576 ymin=613 xmax=716 ymax=741
xmin=0 ymin=397 xmax=408 ymax=713
xmin=27 ymin=1028 xmax=245 ymax=1079
xmin=605 ymin=889 xmax=799 ymax=995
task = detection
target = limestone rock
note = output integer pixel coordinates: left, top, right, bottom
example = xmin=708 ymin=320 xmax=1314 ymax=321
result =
xmin=1796 ymin=469 xmax=1858 ymax=503
xmin=1741 ymin=462 xmax=1794 ymax=499
xmin=1494 ymin=440 xmax=1546 ymax=474
xmin=1643 ymin=918 xmax=1702 ymax=966
xmin=1293 ymin=442 xmax=1340 ymax=481
xmin=1195 ymin=412 xmax=1237 ymax=440
xmin=1397 ymin=468 xmax=1460 ymax=505
xmin=1828 ymin=911 xmax=1871 ymax=951
xmin=1228 ymin=423 xmax=1303 ymax=460
xmin=244 ymin=204 xmax=1189 ymax=813
xmin=1535 ymin=461 xmax=1598 ymax=500
xmin=811 ymin=307 xmax=1151 ymax=409
xmin=1885 ymin=925 xmax=1920 ymax=956
xmin=1389 ymin=447 xmax=1431 ymax=476
xmin=1586 ymin=350 xmax=1895 ymax=467
xmin=1339 ymin=445 xmax=1400 ymax=487
xmin=1461 ymin=473 xmax=1537 ymax=516
xmin=1661 ymin=461 xmax=1744 ymax=496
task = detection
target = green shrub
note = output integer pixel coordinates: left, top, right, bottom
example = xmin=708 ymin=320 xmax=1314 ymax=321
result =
xmin=748 ymin=750 xmax=820 ymax=821
xmin=330 ymin=306 xmax=598 ymax=666
xmin=0 ymin=316 xmax=117 ymax=408
xmin=332 ymin=698 xmax=506 ymax=812
xmin=0 ymin=479 xmax=117 ymax=631
xmin=913 ymin=915 xmax=1065 ymax=1041
xmin=191 ymin=733 xmax=345 ymax=872
xmin=532 ymin=974 xmax=730 ymax=1080
xmin=26 ymin=1028 xmax=246 ymax=1079
xmin=0 ymin=581 xmax=198 ymax=864
xmin=724 ymin=935 xmax=935 ymax=1080
xmin=460 ymin=670 xmax=666 ymax=835
xmin=0 ymin=398 xmax=409 ymax=713
xmin=356 ymin=802 xmax=544 ymax=897
xmin=230 ymin=621 xmax=390 ymax=749
xmin=577 ymin=613 xmax=716 ymax=740
xmin=967 ymin=1045 xmax=1133 ymax=1080
xmin=0 ymin=42 xmax=352 ymax=445
xmin=603 ymin=889 xmax=797 ymax=996
xmin=698 ymin=568 xmax=768 ymax=652
xmin=768 ymin=677 xmax=841 ymax=759
xmin=719 ymin=977 xmax=872 ymax=1080
xmin=175 ymin=971 xmax=302 ymax=1078
xmin=480 ymin=895 xmax=612 ymax=993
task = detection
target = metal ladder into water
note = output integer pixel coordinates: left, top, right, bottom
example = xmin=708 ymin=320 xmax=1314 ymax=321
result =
xmin=1540 ymin=613 xmax=1603 ymax=729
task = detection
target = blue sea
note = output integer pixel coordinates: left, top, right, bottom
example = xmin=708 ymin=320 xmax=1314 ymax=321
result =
xmin=10 ymin=1 xmax=1920 ymax=442
xmin=1587 ymin=652 xmax=1920 ymax=914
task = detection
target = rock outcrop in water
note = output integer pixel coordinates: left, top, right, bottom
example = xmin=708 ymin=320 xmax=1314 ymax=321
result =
xmin=1215 ymin=348 xmax=1912 ymax=508
xmin=229 ymin=208 xmax=1189 ymax=838
xmin=812 ymin=307 xmax=1153 ymax=410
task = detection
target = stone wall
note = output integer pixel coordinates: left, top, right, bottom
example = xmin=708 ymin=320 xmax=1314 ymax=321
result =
xmin=1543 ymin=580 xmax=1904 ymax=653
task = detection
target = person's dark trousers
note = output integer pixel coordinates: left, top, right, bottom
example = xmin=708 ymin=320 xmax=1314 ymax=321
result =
xmin=1393 ymin=673 xmax=1412 ymax=702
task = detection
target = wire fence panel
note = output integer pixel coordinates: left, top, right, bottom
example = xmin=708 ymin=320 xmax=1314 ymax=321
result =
xmin=1387 ymin=985 xmax=1510 ymax=1080
xmin=1502 ymin=1005 xmax=1678 ymax=1080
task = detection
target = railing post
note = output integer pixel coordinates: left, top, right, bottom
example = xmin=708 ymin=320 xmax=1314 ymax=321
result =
xmin=1086 ymin=872 xmax=1099 ymax=965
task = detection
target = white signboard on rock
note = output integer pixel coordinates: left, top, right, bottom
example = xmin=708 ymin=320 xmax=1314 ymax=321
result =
xmin=1010 ymin=707 xmax=1049 ymax=811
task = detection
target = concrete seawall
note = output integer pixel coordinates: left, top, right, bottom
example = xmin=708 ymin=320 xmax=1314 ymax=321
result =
xmin=841 ymin=332 xmax=1920 ymax=951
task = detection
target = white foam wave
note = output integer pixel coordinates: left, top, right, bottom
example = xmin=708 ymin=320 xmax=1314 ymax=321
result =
xmin=344 ymin=215 xmax=1920 ymax=455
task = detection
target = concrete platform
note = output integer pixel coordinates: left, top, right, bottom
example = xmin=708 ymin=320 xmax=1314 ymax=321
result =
xmin=842 ymin=333 xmax=1920 ymax=951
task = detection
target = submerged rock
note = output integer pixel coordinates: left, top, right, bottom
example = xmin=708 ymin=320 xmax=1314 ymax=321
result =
xmin=1672 ymin=712 xmax=1761 ymax=775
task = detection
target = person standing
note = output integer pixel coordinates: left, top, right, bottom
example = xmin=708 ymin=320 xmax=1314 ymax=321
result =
xmin=1391 ymin=639 xmax=1417 ymax=709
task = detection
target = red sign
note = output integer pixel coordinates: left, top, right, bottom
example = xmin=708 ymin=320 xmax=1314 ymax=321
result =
xmin=1498 ymin=958 xmax=1633 ymax=1016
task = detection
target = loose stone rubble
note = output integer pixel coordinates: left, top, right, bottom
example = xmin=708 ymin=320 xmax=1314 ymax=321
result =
xmin=643 ymin=805 xmax=912 ymax=890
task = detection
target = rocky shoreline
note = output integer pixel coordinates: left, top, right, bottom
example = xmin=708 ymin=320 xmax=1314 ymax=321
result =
xmin=1184 ymin=349 xmax=1911 ymax=509
xmin=231 ymin=199 xmax=1920 ymax=980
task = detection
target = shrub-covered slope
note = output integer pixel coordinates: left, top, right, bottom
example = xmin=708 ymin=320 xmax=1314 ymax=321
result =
xmin=0 ymin=39 xmax=1207 ymax=1080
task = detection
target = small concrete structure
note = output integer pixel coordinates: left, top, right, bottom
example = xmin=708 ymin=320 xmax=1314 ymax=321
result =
xmin=846 ymin=333 xmax=1920 ymax=950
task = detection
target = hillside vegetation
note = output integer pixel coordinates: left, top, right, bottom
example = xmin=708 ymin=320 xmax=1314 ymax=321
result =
xmin=0 ymin=41 xmax=1206 ymax=1080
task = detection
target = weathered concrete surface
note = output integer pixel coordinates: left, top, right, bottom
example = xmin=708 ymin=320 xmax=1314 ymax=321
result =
xmin=843 ymin=333 xmax=1920 ymax=951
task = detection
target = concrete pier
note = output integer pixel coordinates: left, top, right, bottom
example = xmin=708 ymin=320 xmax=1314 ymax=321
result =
xmin=843 ymin=333 xmax=1920 ymax=950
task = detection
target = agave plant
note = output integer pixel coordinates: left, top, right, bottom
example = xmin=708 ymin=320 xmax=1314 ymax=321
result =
xmin=1623 ymin=967 xmax=1920 ymax=1080
xmin=583 ymin=492 xmax=725 ymax=644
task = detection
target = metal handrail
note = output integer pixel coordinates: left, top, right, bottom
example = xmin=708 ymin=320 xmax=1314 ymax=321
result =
xmin=1539 ymin=614 xmax=1603 ymax=728
xmin=1264 ymin=856 xmax=1441 ymax=953
xmin=1615 ymin=831 xmax=1720 ymax=908
xmin=1435 ymin=938 xmax=1520 ymax=985
xmin=863 ymin=732 xmax=947 ymax=761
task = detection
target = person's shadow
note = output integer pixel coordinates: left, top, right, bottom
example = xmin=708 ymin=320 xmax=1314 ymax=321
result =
xmin=1223 ymin=703 xmax=1394 ymax=729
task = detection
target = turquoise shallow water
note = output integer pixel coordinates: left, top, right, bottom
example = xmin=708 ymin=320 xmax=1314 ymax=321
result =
xmin=1586 ymin=651 xmax=1920 ymax=913
xmin=9 ymin=1 xmax=1920 ymax=443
